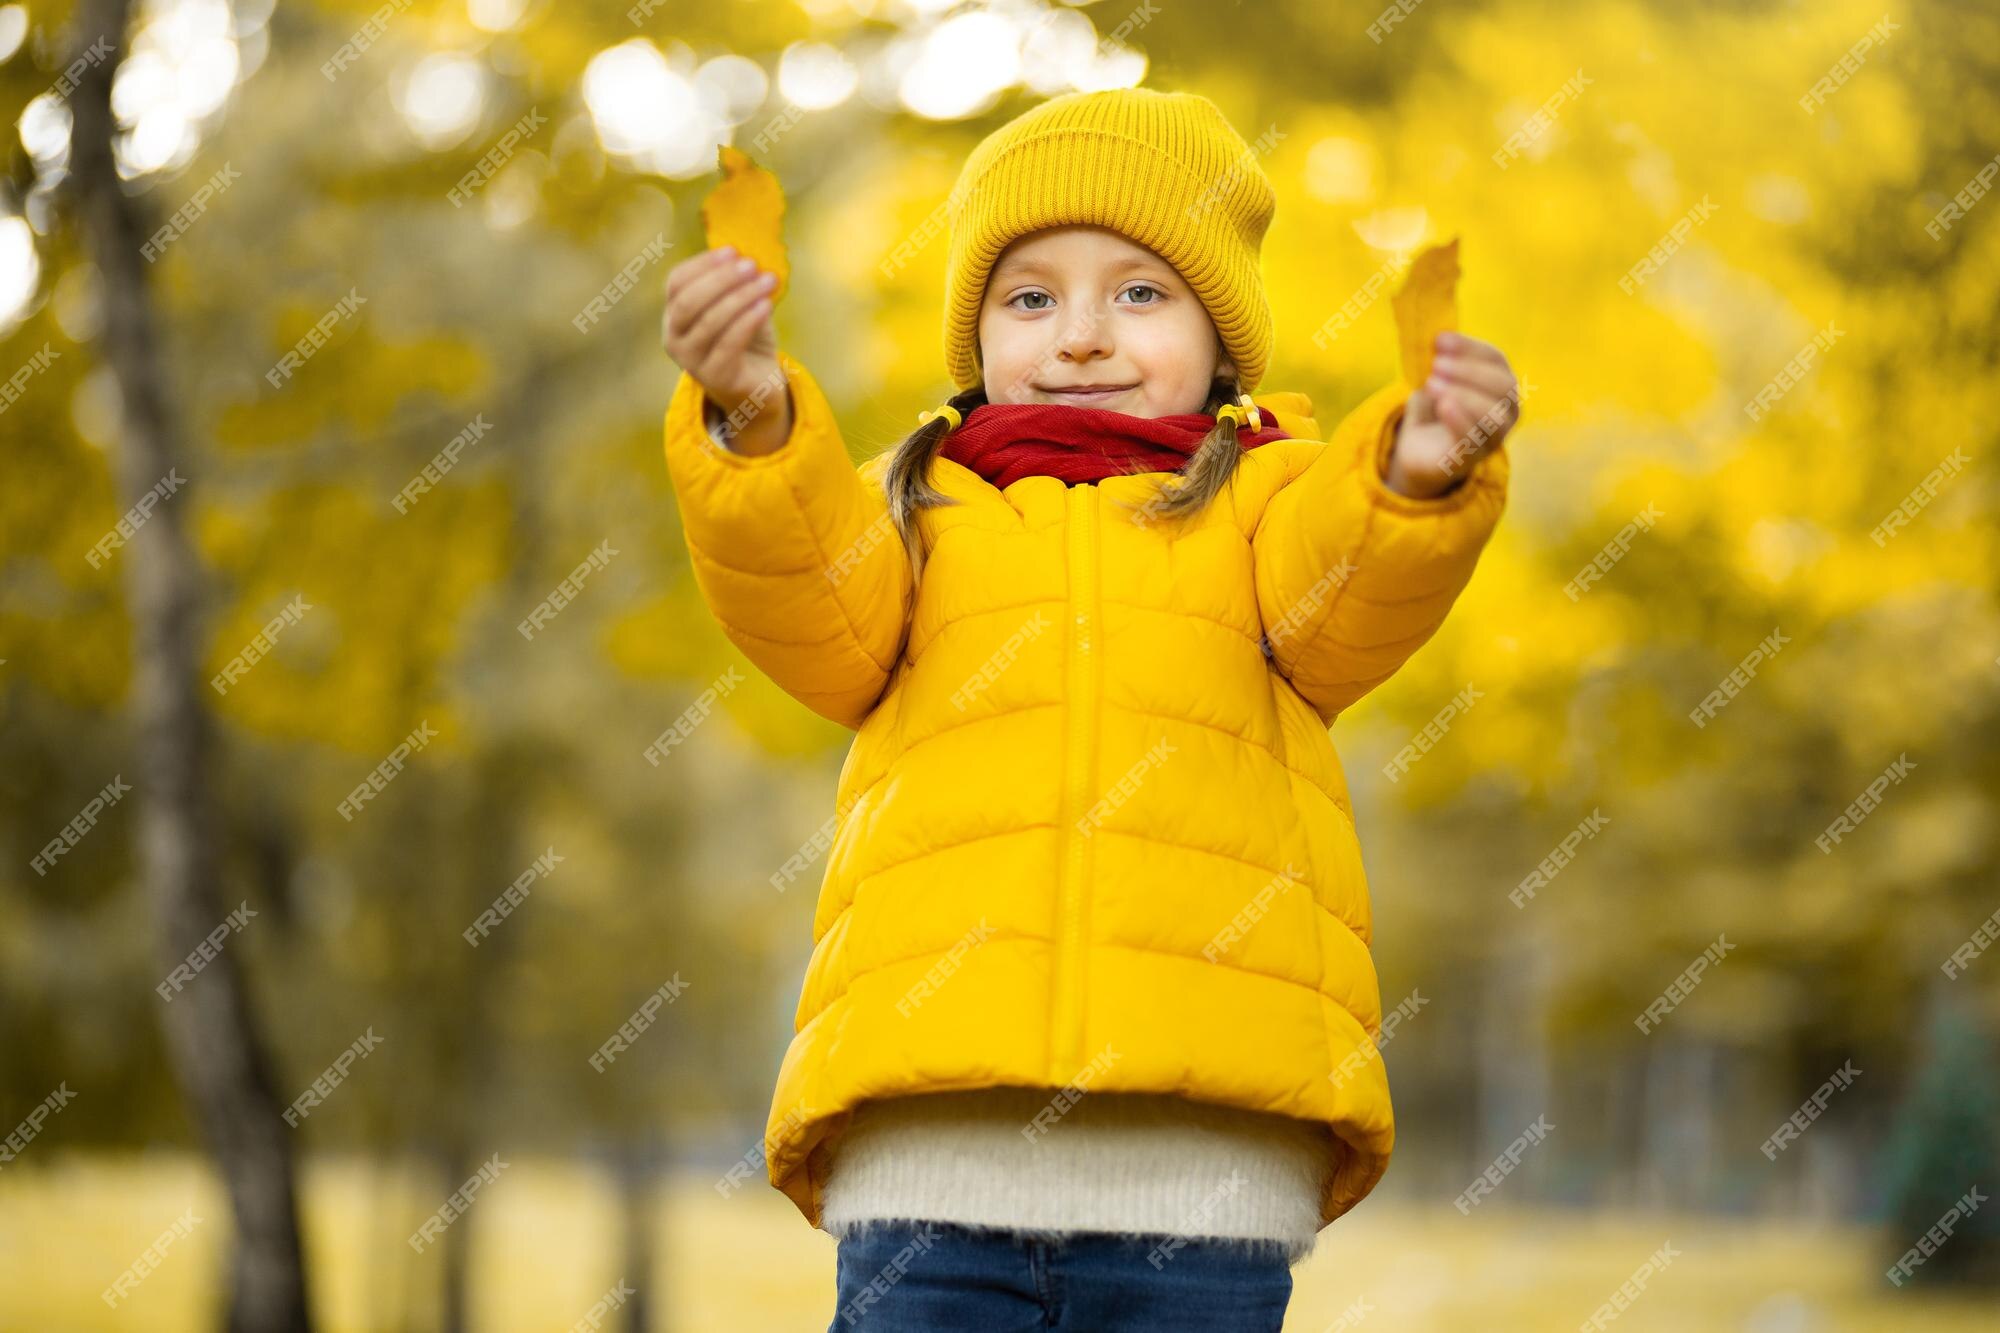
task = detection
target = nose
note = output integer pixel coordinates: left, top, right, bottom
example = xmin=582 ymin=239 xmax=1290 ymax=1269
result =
xmin=1054 ymin=301 xmax=1113 ymax=364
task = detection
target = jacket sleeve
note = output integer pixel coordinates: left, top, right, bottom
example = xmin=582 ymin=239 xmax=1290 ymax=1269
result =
xmin=662 ymin=351 xmax=913 ymax=730
xmin=1252 ymin=378 xmax=1509 ymax=725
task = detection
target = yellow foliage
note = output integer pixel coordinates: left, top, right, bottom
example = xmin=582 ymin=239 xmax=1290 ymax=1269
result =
xmin=1389 ymin=237 xmax=1459 ymax=387
xmin=702 ymin=145 xmax=790 ymax=303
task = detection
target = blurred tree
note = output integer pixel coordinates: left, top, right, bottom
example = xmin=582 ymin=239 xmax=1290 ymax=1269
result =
xmin=62 ymin=0 xmax=312 ymax=1328
xmin=1875 ymin=988 xmax=2000 ymax=1289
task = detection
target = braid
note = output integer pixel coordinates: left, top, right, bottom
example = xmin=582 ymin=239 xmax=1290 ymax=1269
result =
xmin=883 ymin=383 xmax=988 ymax=583
xmin=1110 ymin=374 xmax=1249 ymax=526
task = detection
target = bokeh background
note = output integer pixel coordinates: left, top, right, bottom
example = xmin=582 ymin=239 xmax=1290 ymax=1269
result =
xmin=4 ymin=0 xmax=1999 ymax=1328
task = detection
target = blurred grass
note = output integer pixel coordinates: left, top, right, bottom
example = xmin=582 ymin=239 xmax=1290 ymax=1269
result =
xmin=2 ymin=1156 xmax=1994 ymax=1331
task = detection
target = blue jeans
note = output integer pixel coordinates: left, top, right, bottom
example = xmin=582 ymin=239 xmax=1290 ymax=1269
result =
xmin=827 ymin=1220 xmax=1294 ymax=1331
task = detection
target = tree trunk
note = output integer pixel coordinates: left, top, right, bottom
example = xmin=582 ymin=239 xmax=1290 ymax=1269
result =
xmin=438 ymin=1145 xmax=472 ymax=1333
xmin=66 ymin=3 xmax=314 ymax=1328
xmin=619 ymin=1152 xmax=655 ymax=1333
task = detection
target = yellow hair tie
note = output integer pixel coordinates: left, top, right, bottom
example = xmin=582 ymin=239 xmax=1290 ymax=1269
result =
xmin=918 ymin=403 xmax=962 ymax=432
xmin=1215 ymin=394 xmax=1262 ymax=433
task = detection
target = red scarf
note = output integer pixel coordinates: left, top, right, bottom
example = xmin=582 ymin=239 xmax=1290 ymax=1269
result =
xmin=939 ymin=402 xmax=1291 ymax=488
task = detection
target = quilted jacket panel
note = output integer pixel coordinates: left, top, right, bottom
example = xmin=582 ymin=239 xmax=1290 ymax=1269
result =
xmin=661 ymin=351 xmax=1509 ymax=1235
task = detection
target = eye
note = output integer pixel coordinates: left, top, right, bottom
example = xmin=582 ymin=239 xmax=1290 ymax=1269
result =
xmin=1008 ymin=290 xmax=1053 ymax=311
xmin=1121 ymin=284 xmax=1164 ymax=305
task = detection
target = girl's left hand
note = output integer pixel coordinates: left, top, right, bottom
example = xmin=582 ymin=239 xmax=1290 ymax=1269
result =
xmin=1384 ymin=332 xmax=1522 ymax=499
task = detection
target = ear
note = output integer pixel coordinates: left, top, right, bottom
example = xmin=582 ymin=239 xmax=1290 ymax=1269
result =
xmin=1214 ymin=340 xmax=1237 ymax=384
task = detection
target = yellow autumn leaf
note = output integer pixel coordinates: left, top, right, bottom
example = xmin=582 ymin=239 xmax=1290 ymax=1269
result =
xmin=1391 ymin=236 xmax=1460 ymax=387
xmin=701 ymin=144 xmax=790 ymax=303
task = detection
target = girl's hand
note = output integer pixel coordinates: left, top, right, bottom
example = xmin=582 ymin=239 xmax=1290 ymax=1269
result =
xmin=663 ymin=245 xmax=792 ymax=452
xmin=1384 ymin=333 xmax=1522 ymax=499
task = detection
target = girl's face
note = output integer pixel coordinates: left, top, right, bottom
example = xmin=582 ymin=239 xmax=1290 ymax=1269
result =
xmin=975 ymin=225 xmax=1233 ymax=418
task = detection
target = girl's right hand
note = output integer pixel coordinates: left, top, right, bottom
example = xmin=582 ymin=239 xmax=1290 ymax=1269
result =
xmin=662 ymin=246 xmax=788 ymax=440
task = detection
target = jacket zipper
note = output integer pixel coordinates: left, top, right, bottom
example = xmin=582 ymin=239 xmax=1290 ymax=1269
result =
xmin=1053 ymin=483 xmax=1099 ymax=1075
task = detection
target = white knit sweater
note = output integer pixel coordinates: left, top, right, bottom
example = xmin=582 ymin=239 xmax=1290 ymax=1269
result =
xmin=818 ymin=1088 xmax=1333 ymax=1266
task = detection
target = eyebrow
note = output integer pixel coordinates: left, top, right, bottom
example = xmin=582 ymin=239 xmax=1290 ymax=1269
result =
xmin=993 ymin=254 xmax=1173 ymax=281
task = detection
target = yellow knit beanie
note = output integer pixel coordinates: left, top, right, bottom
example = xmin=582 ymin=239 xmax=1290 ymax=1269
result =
xmin=942 ymin=87 xmax=1277 ymax=393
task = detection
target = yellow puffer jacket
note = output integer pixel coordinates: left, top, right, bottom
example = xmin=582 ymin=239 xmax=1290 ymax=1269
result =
xmin=662 ymin=353 xmax=1508 ymax=1232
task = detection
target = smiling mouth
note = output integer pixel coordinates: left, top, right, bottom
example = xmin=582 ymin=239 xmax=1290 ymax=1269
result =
xmin=1040 ymin=384 xmax=1137 ymax=402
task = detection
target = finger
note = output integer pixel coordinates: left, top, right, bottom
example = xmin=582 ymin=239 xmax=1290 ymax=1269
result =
xmin=1449 ymin=369 xmax=1521 ymax=426
xmin=1458 ymin=380 xmax=1520 ymax=439
xmin=1455 ymin=381 xmax=1513 ymax=433
xmin=1404 ymin=385 xmax=1438 ymax=427
xmin=712 ymin=289 xmax=774 ymax=366
xmin=667 ymin=256 xmax=760 ymax=339
xmin=1431 ymin=380 xmax=1477 ymax=439
xmin=1432 ymin=355 xmax=1514 ymax=399
xmin=1436 ymin=332 xmax=1505 ymax=367
xmin=1438 ymin=338 xmax=1514 ymax=393
xmin=665 ymin=245 xmax=739 ymax=299
xmin=1479 ymin=386 xmax=1522 ymax=434
xmin=668 ymin=256 xmax=765 ymax=339
xmin=683 ymin=269 xmax=777 ymax=353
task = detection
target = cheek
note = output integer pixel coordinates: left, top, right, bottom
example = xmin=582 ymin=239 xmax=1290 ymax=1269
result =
xmin=1128 ymin=320 xmax=1214 ymax=405
xmin=976 ymin=317 xmax=1035 ymax=402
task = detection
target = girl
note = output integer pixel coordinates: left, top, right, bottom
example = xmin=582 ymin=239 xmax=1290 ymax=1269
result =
xmin=660 ymin=87 xmax=1517 ymax=1331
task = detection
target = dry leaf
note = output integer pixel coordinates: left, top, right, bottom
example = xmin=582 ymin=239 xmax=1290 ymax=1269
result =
xmin=701 ymin=145 xmax=789 ymax=304
xmin=1390 ymin=236 xmax=1460 ymax=387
